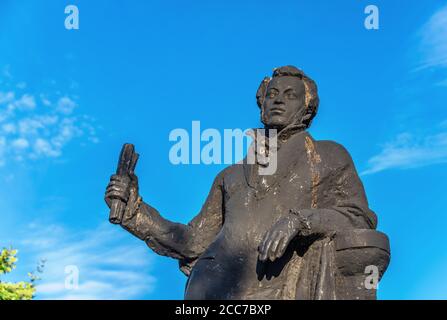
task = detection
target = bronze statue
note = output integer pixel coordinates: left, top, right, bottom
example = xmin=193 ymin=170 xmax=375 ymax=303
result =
xmin=105 ymin=66 xmax=390 ymax=300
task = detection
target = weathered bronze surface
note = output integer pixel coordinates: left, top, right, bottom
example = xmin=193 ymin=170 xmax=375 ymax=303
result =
xmin=105 ymin=66 xmax=390 ymax=300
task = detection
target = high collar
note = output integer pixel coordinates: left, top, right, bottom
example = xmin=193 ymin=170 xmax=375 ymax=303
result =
xmin=276 ymin=123 xmax=306 ymax=144
xmin=249 ymin=123 xmax=306 ymax=149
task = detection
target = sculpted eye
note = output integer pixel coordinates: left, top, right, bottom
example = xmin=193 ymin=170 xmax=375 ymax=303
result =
xmin=287 ymin=93 xmax=297 ymax=99
xmin=268 ymin=91 xmax=277 ymax=98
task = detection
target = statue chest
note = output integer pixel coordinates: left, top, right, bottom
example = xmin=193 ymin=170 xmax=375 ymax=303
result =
xmin=220 ymin=159 xmax=314 ymax=248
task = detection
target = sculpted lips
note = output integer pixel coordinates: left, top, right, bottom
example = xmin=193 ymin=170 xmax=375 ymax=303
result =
xmin=269 ymin=107 xmax=285 ymax=114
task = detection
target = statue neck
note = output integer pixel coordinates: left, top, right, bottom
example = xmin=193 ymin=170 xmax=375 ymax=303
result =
xmin=264 ymin=123 xmax=306 ymax=143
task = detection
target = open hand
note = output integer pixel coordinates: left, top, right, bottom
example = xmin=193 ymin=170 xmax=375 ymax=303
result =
xmin=258 ymin=214 xmax=299 ymax=262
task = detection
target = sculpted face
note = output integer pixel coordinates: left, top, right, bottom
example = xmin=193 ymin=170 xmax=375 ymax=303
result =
xmin=262 ymin=76 xmax=306 ymax=130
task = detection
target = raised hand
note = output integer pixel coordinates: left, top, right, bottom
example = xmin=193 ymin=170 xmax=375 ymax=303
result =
xmin=105 ymin=174 xmax=132 ymax=208
xmin=106 ymin=143 xmax=139 ymax=224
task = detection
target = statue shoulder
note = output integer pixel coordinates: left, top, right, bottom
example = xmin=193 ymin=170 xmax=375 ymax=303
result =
xmin=314 ymin=139 xmax=355 ymax=167
xmin=212 ymin=163 xmax=239 ymax=185
xmin=212 ymin=162 xmax=250 ymax=191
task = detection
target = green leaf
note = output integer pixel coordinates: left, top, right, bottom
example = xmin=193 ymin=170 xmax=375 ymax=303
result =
xmin=0 ymin=247 xmax=36 ymax=300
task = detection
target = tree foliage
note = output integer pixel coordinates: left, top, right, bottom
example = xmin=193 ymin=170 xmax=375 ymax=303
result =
xmin=0 ymin=248 xmax=36 ymax=300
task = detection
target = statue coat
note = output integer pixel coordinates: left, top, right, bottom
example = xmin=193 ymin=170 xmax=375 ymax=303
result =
xmin=126 ymin=128 xmax=387 ymax=299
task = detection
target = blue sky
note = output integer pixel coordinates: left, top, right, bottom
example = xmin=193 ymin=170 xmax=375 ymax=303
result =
xmin=0 ymin=0 xmax=446 ymax=299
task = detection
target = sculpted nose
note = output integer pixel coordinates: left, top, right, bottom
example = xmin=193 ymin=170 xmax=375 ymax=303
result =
xmin=274 ymin=94 xmax=284 ymax=104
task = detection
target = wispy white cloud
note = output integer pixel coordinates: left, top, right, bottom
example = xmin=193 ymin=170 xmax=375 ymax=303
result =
xmin=0 ymin=72 xmax=99 ymax=165
xmin=362 ymin=124 xmax=447 ymax=175
xmin=365 ymin=6 xmax=447 ymax=175
xmin=56 ymin=96 xmax=77 ymax=115
xmin=13 ymin=94 xmax=36 ymax=111
xmin=415 ymin=4 xmax=447 ymax=71
xmin=20 ymin=222 xmax=156 ymax=300
xmin=0 ymin=91 xmax=14 ymax=105
xmin=11 ymin=138 xmax=29 ymax=150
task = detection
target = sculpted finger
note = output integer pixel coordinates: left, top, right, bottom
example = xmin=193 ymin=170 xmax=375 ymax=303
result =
xmin=260 ymin=247 xmax=269 ymax=262
xmin=275 ymin=236 xmax=288 ymax=259
xmin=105 ymin=188 xmax=129 ymax=202
xmin=108 ymin=179 xmax=128 ymax=188
xmin=111 ymin=174 xmax=130 ymax=184
xmin=271 ymin=234 xmax=287 ymax=260
xmin=263 ymin=230 xmax=276 ymax=262
xmin=105 ymin=190 xmax=128 ymax=202
xmin=258 ymin=242 xmax=268 ymax=261
xmin=106 ymin=183 xmax=129 ymax=195
xmin=259 ymin=230 xmax=269 ymax=252
xmin=268 ymin=232 xmax=281 ymax=261
xmin=105 ymin=190 xmax=121 ymax=199
xmin=259 ymin=231 xmax=271 ymax=261
xmin=110 ymin=174 xmax=121 ymax=182
xmin=106 ymin=184 xmax=121 ymax=193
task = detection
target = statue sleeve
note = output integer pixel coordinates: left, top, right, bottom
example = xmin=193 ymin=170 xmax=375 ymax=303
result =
xmin=292 ymin=141 xmax=377 ymax=236
xmin=136 ymin=171 xmax=224 ymax=270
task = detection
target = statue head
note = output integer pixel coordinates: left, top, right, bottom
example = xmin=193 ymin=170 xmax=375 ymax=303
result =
xmin=256 ymin=65 xmax=319 ymax=130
